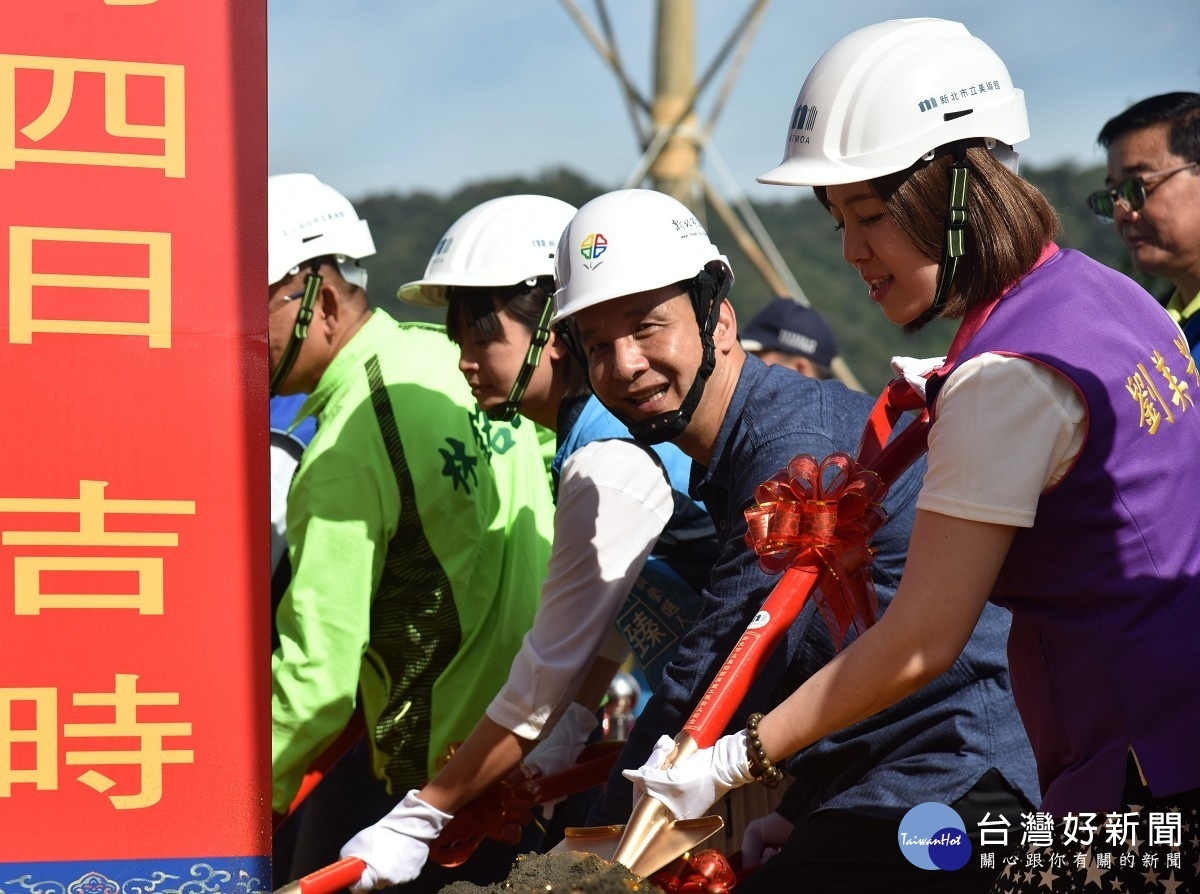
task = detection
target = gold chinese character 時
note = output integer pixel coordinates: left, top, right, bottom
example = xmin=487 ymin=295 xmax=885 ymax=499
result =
xmin=64 ymin=674 xmax=194 ymax=809
xmin=0 ymin=479 xmax=195 ymax=614
xmin=0 ymin=687 xmax=57 ymax=796
xmin=0 ymin=54 xmax=184 ymax=176
xmin=9 ymin=225 xmax=172 ymax=347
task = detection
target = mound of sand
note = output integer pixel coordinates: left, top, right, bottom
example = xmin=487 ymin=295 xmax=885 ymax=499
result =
xmin=438 ymin=851 xmax=664 ymax=894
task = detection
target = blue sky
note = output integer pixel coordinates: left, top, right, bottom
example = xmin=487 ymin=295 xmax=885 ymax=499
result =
xmin=268 ymin=1 xmax=1199 ymax=203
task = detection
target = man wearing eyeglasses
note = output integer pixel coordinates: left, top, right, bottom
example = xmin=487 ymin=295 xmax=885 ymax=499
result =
xmin=267 ymin=174 xmax=555 ymax=889
xmin=1094 ymin=93 xmax=1200 ymax=359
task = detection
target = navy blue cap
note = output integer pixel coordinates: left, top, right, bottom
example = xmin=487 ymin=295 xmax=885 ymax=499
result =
xmin=739 ymin=297 xmax=838 ymax=366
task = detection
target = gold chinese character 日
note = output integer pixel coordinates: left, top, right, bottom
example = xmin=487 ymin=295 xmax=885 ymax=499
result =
xmin=9 ymin=225 xmax=172 ymax=347
xmin=0 ymin=54 xmax=184 ymax=176
xmin=0 ymin=479 xmax=195 ymax=614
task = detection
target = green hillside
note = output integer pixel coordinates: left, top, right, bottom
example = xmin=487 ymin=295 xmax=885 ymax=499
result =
xmin=353 ymin=163 xmax=1169 ymax=394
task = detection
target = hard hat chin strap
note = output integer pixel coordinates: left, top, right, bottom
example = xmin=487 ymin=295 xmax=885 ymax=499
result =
xmin=485 ymin=292 xmax=555 ymax=426
xmin=908 ymin=149 xmax=970 ymax=329
xmin=269 ymin=263 xmax=322 ymax=397
xmin=626 ymin=265 xmax=730 ymax=446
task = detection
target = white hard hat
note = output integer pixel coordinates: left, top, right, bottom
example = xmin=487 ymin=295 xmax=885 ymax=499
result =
xmin=267 ymin=173 xmax=376 ymax=286
xmin=757 ymin=18 xmax=1029 ymax=187
xmin=399 ymin=195 xmax=578 ymax=307
xmin=553 ymin=189 xmax=732 ymax=321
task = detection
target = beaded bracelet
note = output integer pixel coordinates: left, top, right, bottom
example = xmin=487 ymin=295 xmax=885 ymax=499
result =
xmin=745 ymin=712 xmax=784 ymax=788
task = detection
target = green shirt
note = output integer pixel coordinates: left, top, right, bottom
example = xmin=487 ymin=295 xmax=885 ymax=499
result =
xmin=271 ymin=311 xmax=553 ymax=811
xmin=1166 ymin=286 xmax=1200 ymax=331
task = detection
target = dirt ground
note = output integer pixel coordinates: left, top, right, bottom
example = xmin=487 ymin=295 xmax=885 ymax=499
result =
xmin=437 ymin=851 xmax=665 ymax=893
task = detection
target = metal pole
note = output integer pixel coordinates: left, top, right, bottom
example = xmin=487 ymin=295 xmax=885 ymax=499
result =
xmin=650 ymin=0 xmax=698 ymax=205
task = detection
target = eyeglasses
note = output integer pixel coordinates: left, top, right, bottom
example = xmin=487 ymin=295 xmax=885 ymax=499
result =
xmin=268 ymin=289 xmax=306 ymax=314
xmin=1087 ymin=162 xmax=1199 ymax=223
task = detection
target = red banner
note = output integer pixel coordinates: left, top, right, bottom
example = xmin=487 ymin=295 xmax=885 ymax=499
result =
xmin=0 ymin=0 xmax=269 ymax=885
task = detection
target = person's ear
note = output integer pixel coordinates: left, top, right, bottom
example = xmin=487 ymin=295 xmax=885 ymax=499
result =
xmin=317 ymin=281 xmax=340 ymax=334
xmin=546 ymin=327 xmax=569 ymax=361
xmin=791 ymin=356 xmax=818 ymax=378
xmin=713 ymin=298 xmax=739 ymax=350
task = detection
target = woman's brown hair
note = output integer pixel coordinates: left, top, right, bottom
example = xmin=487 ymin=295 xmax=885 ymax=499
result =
xmin=817 ymin=142 xmax=1060 ymax=329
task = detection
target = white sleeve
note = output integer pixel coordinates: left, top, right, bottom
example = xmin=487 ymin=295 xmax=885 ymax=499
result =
xmin=270 ymin=434 xmax=303 ymax=573
xmin=917 ymin=352 xmax=1086 ymax=527
xmin=486 ymin=438 xmax=674 ymax=740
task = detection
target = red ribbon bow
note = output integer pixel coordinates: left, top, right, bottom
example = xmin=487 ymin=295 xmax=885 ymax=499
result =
xmin=648 ymin=849 xmax=738 ymax=894
xmin=743 ymin=451 xmax=889 ymax=648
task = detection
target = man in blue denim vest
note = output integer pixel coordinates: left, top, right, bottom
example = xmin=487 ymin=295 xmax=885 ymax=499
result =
xmin=553 ymin=188 xmax=1039 ymax=893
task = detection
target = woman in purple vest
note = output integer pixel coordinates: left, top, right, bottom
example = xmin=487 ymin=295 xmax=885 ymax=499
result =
xmin=624 ymin=18 xmax=1200 ymax=891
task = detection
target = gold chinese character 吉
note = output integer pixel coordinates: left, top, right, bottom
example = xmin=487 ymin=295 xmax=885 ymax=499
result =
xmin=0 ymin=479 xmax=195 ymax=615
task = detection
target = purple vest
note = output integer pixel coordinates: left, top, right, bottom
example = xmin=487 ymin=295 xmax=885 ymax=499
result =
xmin=931 ymin=249 xmax=1200 ymax=813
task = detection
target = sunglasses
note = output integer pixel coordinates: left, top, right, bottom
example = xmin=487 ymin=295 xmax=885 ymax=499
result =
xmin=1087 ymin=162 xmax=1199 ymax=223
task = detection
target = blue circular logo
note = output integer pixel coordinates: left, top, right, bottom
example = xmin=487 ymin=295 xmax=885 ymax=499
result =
xmin=897 ymin=802 xmax=972 ymax=871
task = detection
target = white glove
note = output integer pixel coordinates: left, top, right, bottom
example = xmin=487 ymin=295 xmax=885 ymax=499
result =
xmin=523 ymin=702 xmax=599 ymax=777
xmin=339 ymin=789 xmax=452 ymax=891
xmin=622 ymin=731 xmax=756 ymax=820
xmin=741 ymin=810 xmax=795 ymax=868
xmin=523 ymin=702 xmax=600 ymax=820
xmin=623 ymin=735 xmax=678 ymax=807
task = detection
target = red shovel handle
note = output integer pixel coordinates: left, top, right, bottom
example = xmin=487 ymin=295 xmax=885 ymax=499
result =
xmin=274 ymin=857 xmax=366 ymax=894
xmin=682 ymin=566 xmax=820 ymax=748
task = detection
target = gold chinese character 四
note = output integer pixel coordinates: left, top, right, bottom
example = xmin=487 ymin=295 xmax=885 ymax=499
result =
xmin=0 ymin=54 xmax=184 ymax=175
xmin=9 ymin=225 xmax=172 ymax=347
xmin=64 ymin=674 xmax=194 ymax=809
xmin=0 ymin=479 xmax=195 ymax=614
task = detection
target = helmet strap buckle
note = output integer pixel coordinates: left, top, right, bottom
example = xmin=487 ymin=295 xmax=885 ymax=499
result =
xmin=910 ymin=149 xmax=971 ymax=328
xmin=269 ymin=263 xmax=323 ymax=397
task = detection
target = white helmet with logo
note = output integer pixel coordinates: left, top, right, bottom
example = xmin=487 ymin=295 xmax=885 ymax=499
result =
xmin=399 ymin=195 xmax=577 ymax=307
xmin=757 ymin=18 xmax=1028 ymax=187
xmin=553 ymin=189 xmax=733 ymax=321
xmin=268 ymin=173 xmax=376 ymax=287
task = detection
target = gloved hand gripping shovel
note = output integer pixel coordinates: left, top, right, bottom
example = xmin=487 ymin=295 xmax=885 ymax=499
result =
xmin=554 ymin=378 xmax=930 ymax=880
xmin=273 ymin=858 xmax=367 ymax=894
xmin=270 ymin=743 xmax=624 ymax=894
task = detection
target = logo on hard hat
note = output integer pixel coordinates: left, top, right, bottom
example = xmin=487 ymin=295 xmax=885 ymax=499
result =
xmin=428 ymin=236 xmax=454 ymax=268
xmin=580 ymin=233 xmax=607 ymax=270
xmin=788 ymin=103 xmax=817 ymax=144
xmin=916 ymin=80 xmax=1006 ymax=114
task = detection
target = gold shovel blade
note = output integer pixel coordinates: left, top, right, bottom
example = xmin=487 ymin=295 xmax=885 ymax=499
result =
xmin=548 ymin=814 xmax=724 ymax=879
